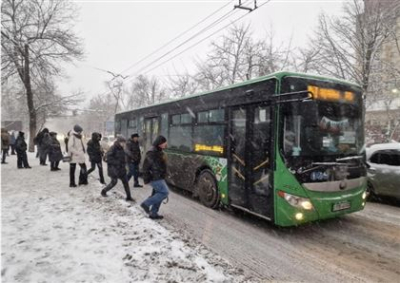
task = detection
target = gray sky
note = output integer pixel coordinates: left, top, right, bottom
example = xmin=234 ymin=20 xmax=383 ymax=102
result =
xmin=59 ymin=0 xmax=345 ymax=104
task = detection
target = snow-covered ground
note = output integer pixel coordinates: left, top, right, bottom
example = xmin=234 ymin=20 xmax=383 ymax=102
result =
xmin=1 ymin=153 xmax=253 ymax=283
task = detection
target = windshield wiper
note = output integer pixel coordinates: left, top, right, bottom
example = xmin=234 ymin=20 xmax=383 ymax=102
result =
xmin=336 ymin=155 xmax=363 ymax=162
xmin=311 ymin=162 xmax=344 ymax=166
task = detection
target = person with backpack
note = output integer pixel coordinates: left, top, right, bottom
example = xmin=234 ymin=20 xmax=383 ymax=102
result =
xmin=15 ymin=131 xmax=31 ymax=169
xmin=48 ymin=132 xmax=63 ymax=171
xmin=125 ymin=133 xmax=143 ymax=188
xmin=36 ymin=128 xmax=50 ymax=165
xmin=1 ymin=128 xmax=10 ymax=164
xmin=140 ymin=135 xmax=169 ymax=220
xmin=10 ymin=131 xmax=16 ymax=155
xmin=68 ymin=125 xmax=88 ymax=187
xmin=101 ymin=136 xmax=134 ymax=202
xmin=87 ymin=132 xmax=105 ymax=184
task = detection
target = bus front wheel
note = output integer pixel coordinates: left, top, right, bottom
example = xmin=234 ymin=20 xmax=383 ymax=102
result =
xmin=197 ymin=170 xmax=220 ymax=209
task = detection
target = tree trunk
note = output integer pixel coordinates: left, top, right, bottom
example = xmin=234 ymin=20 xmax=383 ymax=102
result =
xmin=24 ymin=44 xmax=37 ymax=152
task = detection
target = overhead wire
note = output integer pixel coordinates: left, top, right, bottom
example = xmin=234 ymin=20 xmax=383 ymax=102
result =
xmin=119 ymin=0 xmax=234 ymax=76
xmin=141 ymin=0 xmax=272 ymax=76
xmin=122 ymin=2 xmax=242 ymax=84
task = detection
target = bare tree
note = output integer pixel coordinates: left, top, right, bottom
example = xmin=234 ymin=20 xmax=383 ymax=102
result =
xmin=168 ymin=73 xmax=199 ymax=98
xmin=127 ymin=75 xmax=167 ymax=108
xmin=300 ymin=0 xmax=400 ymax=96
xmin=188 ymin=23 xmax=294 ymax=92
xmin=1 ymin=0 xmax=84 ymax=151
xmin=105 ymin=79 xmax=126 ymax=114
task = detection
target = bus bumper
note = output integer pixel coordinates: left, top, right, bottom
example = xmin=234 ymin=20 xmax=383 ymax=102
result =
xmin=275 ymin=187 xmax=366 ymax=227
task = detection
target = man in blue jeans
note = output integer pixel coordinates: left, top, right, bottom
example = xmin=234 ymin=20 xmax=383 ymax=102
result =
xmin=125 ymin=133 xmax=142 ymax=188
xmin=140 ymin=135 xmax=169 ymax=220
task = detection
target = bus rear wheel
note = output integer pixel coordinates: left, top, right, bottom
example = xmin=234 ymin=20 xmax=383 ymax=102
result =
xmin=197 ymin=170 xmax=220 ymax=209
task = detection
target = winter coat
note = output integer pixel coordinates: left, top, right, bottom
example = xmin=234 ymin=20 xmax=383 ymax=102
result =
xmin=125 ymin=139 xmax=141 ymax=164
xmin=48 ymin=135 xmax=63 ymax=162
xmin=68 ymin=131 xmax=86 ymax=164
xmin=1 ymin=128 xmax=10 ymax=150
xmin=36 ymin=129 xmax=49 ymax=147
xmin=41 ymin=133 xmax=51 ymax=151
xmin=142 ymin=146 xmax=167 ymax=184
xmin=15 ymin=134 xmax=27 ymax=153
xmin=10 ymin=132 xmax=16 ymax=145
xmin=87 ymin=132 xmax=103 ymax=163
xmin=106 ymin=142 xmax=127 ymax=179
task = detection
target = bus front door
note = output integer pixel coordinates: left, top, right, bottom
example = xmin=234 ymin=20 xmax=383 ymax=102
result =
xmin=144 ymin=117 xmax=159 ymax=152
xmin=229 ymin=105 xmax=273 ymax=219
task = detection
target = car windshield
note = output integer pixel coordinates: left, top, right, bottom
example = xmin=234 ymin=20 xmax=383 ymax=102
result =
xmin=281 ymin=77 xmax=364 ymax=163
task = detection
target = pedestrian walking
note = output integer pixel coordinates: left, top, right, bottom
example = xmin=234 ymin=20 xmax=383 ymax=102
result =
xmin=140 ymin=135 xmax=169 ymax=220
xmin=68 ymin=125 xmax=88 ymax=187
xmin=15 ymin=131 xmax=31 ymax=169
xmin=48 ymin=132 xmax=63 ymax=171
xmin=101 ymin=136 xmax=134 ymax=202
xmin=1 ymin=128 xmax=11 ymax=164
xmin=64 ymin=131 xmax=71 ymax=153
xmin=10 ymin=131 xmax=16 ymax=155
xmin=87 ymin=132 xmax=105 ymax=184
xmin=125 ymin=133 xmax=143 ymax=188
xmin=36 ymin=128 xmax=50 ymax=165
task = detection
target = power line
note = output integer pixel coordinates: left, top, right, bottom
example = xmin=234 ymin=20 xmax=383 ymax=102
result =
xmin=123 ymin=4 xmax=240 ymax=83
xmin=119 ymin=0 xmax=234 ymax=76
xmin=128 ymin=7 xmax=239 ymax=78
xmin=142 ymin=0 xmax=271 ymax=76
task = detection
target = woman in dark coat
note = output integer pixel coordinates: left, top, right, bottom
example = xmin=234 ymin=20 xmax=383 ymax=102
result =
xmin=48 ymin=132 xmax=63 ymax=171
xmin=87 ymin=132 xmax=105 ymax=184
xmin=15 ymin=131 xmax=31 ymax=169
xmin=101 ymin=136 xmax=134 ymax=201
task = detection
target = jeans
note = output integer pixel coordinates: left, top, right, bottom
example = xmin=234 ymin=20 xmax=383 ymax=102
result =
xmin=126 ymin=162 xmax=140 ymax=185
xmin=142 ymin=179 xmax=169 ymax=217
xmin=87 ymin=161 xmax=105 ymax=183
xmin=103 ymin=177 xmax=132 ymax=199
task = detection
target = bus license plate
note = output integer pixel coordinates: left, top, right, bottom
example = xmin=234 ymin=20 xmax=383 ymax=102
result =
xmin=332 ymin=201 xmax=351 ymax=212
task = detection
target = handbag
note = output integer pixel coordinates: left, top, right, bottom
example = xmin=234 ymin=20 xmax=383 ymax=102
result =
xmin=62 ymin=153 xmax=72 ymax=162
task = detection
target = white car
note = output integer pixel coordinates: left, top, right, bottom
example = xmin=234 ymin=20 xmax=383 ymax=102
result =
xmin=366 ymin=143 xmax=400 ymax=200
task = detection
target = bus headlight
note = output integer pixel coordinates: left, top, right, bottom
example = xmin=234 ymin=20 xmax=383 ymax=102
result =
xmin=295 ymin=213 xmax=304 ymax=220
xmin=362 ymin=192 xmax=367 ymax=200
xmin=278 ymin=191 xmax=314 ymax=210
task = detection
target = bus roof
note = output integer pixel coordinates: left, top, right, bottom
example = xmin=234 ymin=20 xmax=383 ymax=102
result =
xmin=116 ymin=71 xmax=361 ymax=115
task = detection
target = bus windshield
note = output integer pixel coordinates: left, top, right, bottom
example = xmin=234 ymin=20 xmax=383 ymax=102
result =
xmin=281 ymin=78 xmax=364 ymax=162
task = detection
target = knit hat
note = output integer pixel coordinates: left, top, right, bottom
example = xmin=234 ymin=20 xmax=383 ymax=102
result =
xmin=116 ymin=135 xmax=126 ymax=143
xmin=131 ymin=133 xmax=139 ymax=139
xmin=74 ymin=124 xmax=83 ymax=133
xmin=152 ymin=135 xmax=167 ymax=147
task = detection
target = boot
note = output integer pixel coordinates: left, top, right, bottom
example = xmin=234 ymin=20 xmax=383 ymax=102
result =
xmin=70 ymin=165 xmax=77 ymax=187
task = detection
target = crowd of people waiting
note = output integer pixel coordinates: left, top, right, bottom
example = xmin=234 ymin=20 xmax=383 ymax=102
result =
xmin=1 ymin=125 xmax=169 ymax=220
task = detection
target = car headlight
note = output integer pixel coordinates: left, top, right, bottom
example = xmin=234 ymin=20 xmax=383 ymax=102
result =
xmin=278 ymin=191 xmax=314 ymax=210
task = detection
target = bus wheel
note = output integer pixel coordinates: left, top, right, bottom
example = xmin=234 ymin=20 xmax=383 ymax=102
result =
xmin=197 ymin=169 xmax=220 ymax=209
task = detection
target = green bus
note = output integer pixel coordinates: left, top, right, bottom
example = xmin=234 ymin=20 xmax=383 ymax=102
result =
xmin=115 ymin=71 xmax=367 ymax=226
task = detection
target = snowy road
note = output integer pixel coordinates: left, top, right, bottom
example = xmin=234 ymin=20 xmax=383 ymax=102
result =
xmin=2 ymin=153 xmax=400 ymax=283
xmin=1 ymin=154 xmax=253 ymax=283
xmin=132 ymin=180 xmax=400 ymax=282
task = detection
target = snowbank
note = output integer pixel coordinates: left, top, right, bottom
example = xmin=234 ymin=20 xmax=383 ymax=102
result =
xmin=1 ymin=153 xmax=253 ymax=282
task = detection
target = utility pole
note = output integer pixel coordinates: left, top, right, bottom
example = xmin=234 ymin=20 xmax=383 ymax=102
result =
xmin=234 ymin=0 xmax=257 ymax=12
